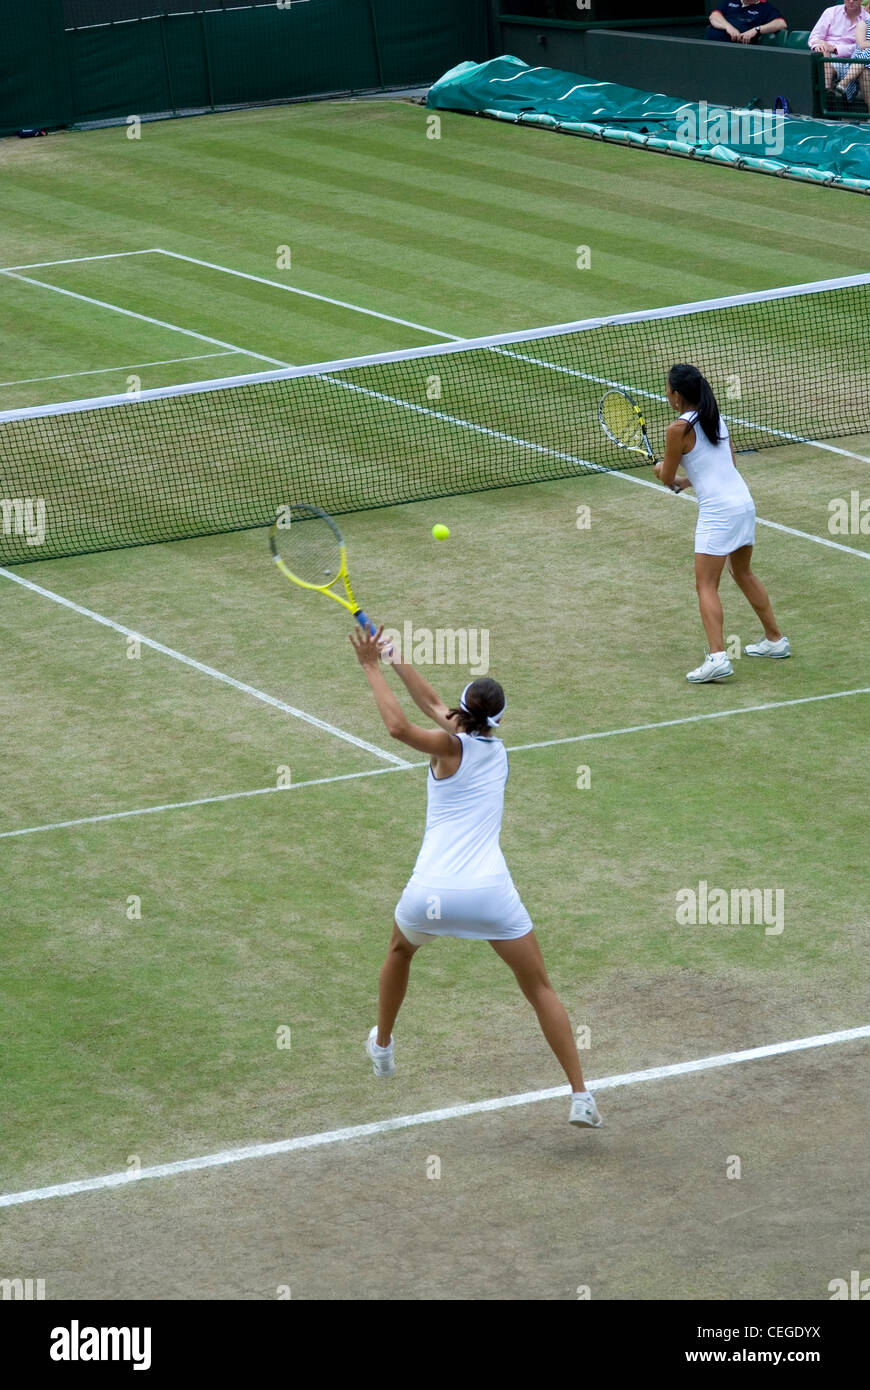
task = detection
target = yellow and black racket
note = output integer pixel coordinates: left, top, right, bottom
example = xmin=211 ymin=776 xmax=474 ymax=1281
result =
xmin=269 ymin=502 xmax=379 ymax=635
xmin=598 ymin=389 xmax=657 ymax=462
xmin=598 ymin=389 xmax=681 ymax=492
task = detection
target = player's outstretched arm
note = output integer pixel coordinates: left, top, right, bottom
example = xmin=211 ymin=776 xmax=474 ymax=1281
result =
xmin=350 ymin=627 xmax=458 ymax=755
xmin=387 ymin=660 xmax=455 ymax=732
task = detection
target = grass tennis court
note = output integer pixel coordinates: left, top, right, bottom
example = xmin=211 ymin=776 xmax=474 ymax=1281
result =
xmin=1 ymin=100 xmax=868 ymax=1301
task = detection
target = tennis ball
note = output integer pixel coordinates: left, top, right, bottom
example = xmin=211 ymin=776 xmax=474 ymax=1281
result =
xmin=432 ymin=524 xmax=450 ymax=541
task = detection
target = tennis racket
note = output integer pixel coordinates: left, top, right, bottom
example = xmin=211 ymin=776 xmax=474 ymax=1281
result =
xmin=269 ymin=502 xmax=379 ymax=635
xmin=598 ymin=388 xmax=681 ymax=493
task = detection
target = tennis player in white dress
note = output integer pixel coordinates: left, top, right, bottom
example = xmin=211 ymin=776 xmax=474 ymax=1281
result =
xmin=654 ymin=363 xmax=789 ymax=683
xmin=349 ymin=625 xmax=602 ymax=1129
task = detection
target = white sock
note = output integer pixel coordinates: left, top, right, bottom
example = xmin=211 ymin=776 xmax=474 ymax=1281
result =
xmin=572 ymin=1090 xmax=591 ymax=1100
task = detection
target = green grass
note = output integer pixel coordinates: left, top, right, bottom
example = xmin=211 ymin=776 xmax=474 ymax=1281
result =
xmin=0 ymin=100 xmax=868 ymax=1195
xmin=2 ymin=460 xmax=868 ymax=1189
xmin=2 ymin=99 xmax=870 ymax=411
xmin=2 ymin=270 xmax=867 ymax=565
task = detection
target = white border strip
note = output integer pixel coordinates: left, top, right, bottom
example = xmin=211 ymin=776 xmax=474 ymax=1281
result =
xmin=3 ymin=686 xmax=867 ymax=841
xmin=1 ymin=1026 xmax=866 ymax=1209
xmin=0 ymin=568 xmax=410 ymax=768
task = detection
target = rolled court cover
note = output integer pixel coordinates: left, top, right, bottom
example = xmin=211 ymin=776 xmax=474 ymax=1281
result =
xmin=426 ymin=56 xmax=870 ymax=193
xmin=1 ymin=275 xmax=869 ymax=563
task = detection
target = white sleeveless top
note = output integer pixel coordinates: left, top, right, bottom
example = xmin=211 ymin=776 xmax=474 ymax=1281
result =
xmin=679 ymin=410 xmax=754 ymax=512
xmin=409 ymin=731 xmax=510 ymax=888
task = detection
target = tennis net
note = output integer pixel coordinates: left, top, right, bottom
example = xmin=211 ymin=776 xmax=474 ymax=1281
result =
xmin=1 ymin=273 xmax=868 ymax=563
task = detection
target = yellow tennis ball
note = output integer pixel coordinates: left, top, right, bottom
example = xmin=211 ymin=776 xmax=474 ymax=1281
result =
xmin=432 ymin=524 xmax=450 ymax=540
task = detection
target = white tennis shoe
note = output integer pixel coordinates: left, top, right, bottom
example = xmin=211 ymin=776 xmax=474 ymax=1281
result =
xmin=366 ymin=1026 xmax=395 ymax=1078
xmin=686 ymin=652 xmax=733 ymax=683
xmin=569 ymin=1092 xmax=603 ymax=1128
xmin=745 ymin=636 xmax=791 ymax=658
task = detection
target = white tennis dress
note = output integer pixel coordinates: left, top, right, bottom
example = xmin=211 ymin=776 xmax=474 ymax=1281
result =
xmin=394 ymin=731 xmax=533 ymax=941
xmin=679 ymin=410 xmax=756 ymax=555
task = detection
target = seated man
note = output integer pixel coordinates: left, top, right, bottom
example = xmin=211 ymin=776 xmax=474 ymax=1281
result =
xmin=834 ymin=11 xmax=870 ymax=102
xmin=707 ymin=0 xmax=787 ymax=41
xmin=809 ymin=0 xmax=870 ymax=100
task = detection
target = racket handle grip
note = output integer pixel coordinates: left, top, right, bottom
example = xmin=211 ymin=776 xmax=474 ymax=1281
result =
xmin=355 ymin=610 xmax=379 ymax=637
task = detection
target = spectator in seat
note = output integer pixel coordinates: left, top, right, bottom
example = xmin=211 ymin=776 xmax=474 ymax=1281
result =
xmin=832 ymin=10 xmax=870 ymax=102
xmin=707 ymin=0 xmax=787 ymax=42
xmin=809 ymin=0 xmax=870 ymax=100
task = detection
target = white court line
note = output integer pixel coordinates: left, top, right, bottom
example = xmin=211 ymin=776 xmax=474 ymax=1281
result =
xmin=723 ymin=417 xmax=869 ymax=465
xmin=0 ymin=351 xmax=237 ymax=390
xmin=714 ymin=1202 xmax=765 ymax=1225
xmin=493 ymin=344 xmax=870 ymax=466
xmin=0 ymin=768 xmax=410 ymax=841
xmin=1 ymin=1025 xmax=866 ymax=1209
xmin=158 ymin=248 xmax=870 ymax=465
xmin=323 ymin=374 xmax=870 ymax=559
xmin=3 ymin=257 xmax=864 ymax=565
xmin=508 ymin=686 xmax=870 ymax=752
xmin=3 ymin=686 xmax=867 ymax=841
xmin=0 ymin=267 xmax=415 ymax=770
xmin=0 ymin=568 xmax=410 ymax=768
xmin=9 ymin=247 xmax=865 ymax=487
xmin=154 ymin=249 xmax=458 ymax=340
xmin=8 ymin=245 xmax=866 ymax=464
xmin=0 ymin=250 xmax=157 ymax=272
xmin=0 ymin=269 xmax=288 ymax=368
xmin=6 ymin=308 xmax=861 ymax=554
xmin=498 ymin=351 xmax=870 ymax=466
xmin=740 ymin=513 xmax=869 ymax=557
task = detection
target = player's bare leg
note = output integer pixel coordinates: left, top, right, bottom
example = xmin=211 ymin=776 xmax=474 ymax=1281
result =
xmin=727 ymin=546 xmax=782 ymax=641
xmin=490 ymin=931 xmax=586 ymax=1092
xmin=377 ymin=923 xmax=418 ymax=1046
xmin=694 ymin=552 xmax=728 ymax=652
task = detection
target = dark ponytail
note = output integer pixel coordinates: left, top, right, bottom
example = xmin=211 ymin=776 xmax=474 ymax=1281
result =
xmin=447 ymin=677 xmax=506 ymax=735
xmin=668 ymin=364 xmax=721 ymax=446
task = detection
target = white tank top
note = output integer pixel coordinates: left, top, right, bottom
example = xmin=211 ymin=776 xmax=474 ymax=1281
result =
xmin=410 ymin=732 xmax=510 ymax=888
xmin=679 ymin=410 xmax=754 ymax=511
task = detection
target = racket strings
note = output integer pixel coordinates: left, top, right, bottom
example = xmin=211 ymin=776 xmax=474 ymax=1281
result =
xmin=274 ymin=505 xmax=342 ymax=587
xmin=601 ymin=392 xmax=644 ymax=449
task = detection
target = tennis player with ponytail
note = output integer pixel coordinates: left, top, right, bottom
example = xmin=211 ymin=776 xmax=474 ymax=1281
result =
xmin=655 ymin=363 xmax=790 ymax=683
xmin=349 ymin=627 xmax=602 ymax=1129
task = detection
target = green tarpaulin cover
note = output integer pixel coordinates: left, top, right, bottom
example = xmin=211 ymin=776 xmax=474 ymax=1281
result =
xmin=427 ymin=55 xmax=870 ymax=192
